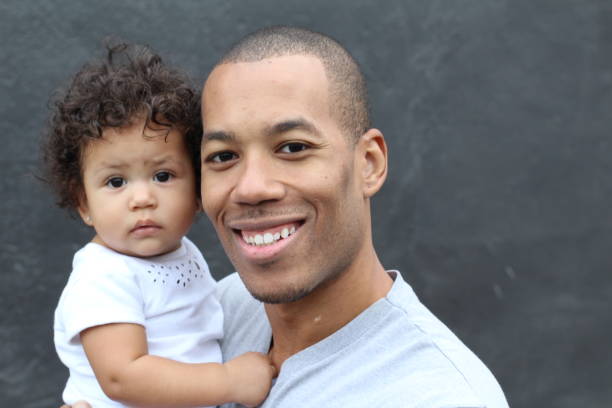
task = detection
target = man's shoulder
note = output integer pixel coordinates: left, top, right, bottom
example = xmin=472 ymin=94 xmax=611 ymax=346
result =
xmin=217 ymin=272 xmax=247 ymax=298
xmin=216 ymin=272 xmax=261 ymax=319
xmin=216 ymin=273 xmax=270 ymax=360
xmin=381 ymin=271 xmax=509 ymax=408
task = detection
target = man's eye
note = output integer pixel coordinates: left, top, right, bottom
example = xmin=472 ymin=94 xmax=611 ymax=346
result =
xmin=106 ymin=177 xmax=126 ymax=188
xmin=210 ymin=151 xmax=237 ymax=163
xmin=154 ymin=171 xmax=172 ymax=182
xmin=279 ymin=143 xmax=308 ymax=154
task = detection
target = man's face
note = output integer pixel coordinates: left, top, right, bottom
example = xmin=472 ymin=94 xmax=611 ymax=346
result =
xmin=201 ymin=55 xmax=368 ymax=303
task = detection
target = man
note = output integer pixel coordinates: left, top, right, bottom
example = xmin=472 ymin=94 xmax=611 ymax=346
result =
xmin=203 ymin=26 xmax=508 ymax=408
xmin=65 ymin=26 xmax=508 ymax=408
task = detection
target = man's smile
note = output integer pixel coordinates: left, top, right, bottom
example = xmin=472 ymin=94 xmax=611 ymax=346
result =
xmin=228 ymin=218 xmax=305 ymax=263
xmin=240 ymin=221 xmax=300 ymax=246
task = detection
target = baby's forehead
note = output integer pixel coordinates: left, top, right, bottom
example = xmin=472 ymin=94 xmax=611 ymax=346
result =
xmin=83 ymin=124 xmax=191 ymax=165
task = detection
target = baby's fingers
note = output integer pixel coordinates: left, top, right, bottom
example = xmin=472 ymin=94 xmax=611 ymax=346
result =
xmin=60 ymin=401 xmax=92 ymax=408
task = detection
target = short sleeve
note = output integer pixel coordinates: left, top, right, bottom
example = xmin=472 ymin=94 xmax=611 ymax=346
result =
xmin=59 ymin=256 xmax=145 ymax=343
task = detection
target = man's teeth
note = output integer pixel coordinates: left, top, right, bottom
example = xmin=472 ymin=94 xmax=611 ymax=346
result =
xmin=245 ymin=226 xmax=296 ymax=246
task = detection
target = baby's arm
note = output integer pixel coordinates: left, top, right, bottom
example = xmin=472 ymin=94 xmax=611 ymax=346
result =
xmin=81 ymin=323 xmax=275 ymax=407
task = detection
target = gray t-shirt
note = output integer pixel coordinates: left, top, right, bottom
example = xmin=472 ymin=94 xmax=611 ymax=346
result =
xmin=217 ymin=271 xmax=508 ymax=408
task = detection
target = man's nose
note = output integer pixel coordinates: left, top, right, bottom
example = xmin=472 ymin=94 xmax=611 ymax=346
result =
xmin=129 ymin=181 xmax=157 ymax=210
xmin=231 ymin=155 xmax=285 ymax=205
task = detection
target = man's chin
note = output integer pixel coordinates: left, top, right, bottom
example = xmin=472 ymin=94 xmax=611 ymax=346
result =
xmin=239 ymin=263 xmax=347 ymax=305
xmin=246 ymin=284 xmax=313 ymax=304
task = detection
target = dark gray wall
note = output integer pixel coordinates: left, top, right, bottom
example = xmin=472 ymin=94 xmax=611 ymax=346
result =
xmin=1 ymin=1 xmax=610 ymax=406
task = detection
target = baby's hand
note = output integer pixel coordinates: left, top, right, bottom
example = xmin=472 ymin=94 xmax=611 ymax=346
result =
xmin=60 ymin=401 xmax=92 ymax=408
xmin=224 ymin=352 xmax=277 ymax=407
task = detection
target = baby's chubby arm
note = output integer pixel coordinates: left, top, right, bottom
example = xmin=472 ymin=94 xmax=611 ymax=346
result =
xmin=79 ymin=323 xmax=276 ymax=407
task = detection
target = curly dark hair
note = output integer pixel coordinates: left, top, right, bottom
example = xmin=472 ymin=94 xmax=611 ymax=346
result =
xmin=42 ymin=42 xmax=202 ymax=211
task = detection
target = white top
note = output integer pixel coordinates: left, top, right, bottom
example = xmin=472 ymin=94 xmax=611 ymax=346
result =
xmin=218 ymin=271 xmax=509 ymax=408
xmin=54 ymin=237 xmax=223 ymax=408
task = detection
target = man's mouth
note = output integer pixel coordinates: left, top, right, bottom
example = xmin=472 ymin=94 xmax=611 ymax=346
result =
xmin=240 ymin=223 xmax=299 ymax=246
xmin=228 ymin=218 xmax=304 ymax=262
xmin=233 ymin=220 xmax=302 ymax=247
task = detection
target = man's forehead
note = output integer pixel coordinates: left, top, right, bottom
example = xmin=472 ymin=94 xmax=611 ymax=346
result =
xmin=205 ymin=54 xmax=327 ymax=94
xmin=201 ymin=54 xmax=336 ymax=143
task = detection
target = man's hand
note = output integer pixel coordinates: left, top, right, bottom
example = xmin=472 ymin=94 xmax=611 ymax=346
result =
xmin=60 ymin=401 xmax=92 ymax=408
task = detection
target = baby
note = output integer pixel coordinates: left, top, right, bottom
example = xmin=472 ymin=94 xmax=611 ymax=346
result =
xmin=43 ymin=43 xmax=275 ymax=407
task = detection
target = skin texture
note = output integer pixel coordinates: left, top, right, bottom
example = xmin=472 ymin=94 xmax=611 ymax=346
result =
xmin=201 ymin=55 xmax=392 ymax=368
xmin=71 ymin=119 xmax=275 ymax=407
xmin=78 ymin=119 xmax=200 ymax=257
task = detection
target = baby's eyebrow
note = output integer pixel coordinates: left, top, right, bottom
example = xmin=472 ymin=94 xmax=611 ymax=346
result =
xmin=91 ymin=155 xmax=184 ymax=174
xmin=94 ymin=161 xmax=127 ymax=171
xmin=148 ymin=155 xmax=181 ymax=166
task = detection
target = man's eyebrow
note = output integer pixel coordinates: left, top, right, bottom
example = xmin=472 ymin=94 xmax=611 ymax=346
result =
xmin=267 ymin=118 xmax=322 ymax=138
xmin=202 ymin=130 xmax=236 ymax=143
xmin=202 ymin=119 xmax=321 ymax=143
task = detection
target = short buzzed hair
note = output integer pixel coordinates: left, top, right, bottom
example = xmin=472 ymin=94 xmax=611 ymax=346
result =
xmin=217 ymin=25 xmax=370 ymax=141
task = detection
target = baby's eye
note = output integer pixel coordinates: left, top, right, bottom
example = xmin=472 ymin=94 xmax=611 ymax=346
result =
xmin=278 ymin=142 xmax=309 ymax=154
xmin=106 ymin=177 xmax=126 ymax=188
xmin=154 ymin=171 xmax=172 ymax=182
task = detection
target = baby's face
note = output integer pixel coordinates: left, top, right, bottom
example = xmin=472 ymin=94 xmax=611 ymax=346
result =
xmin=78 ymin=118 xmax=199 ymax=257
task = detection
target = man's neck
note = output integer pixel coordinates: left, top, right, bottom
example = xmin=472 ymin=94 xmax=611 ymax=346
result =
xmin=264 ymin=251 xmax=392 ymax=370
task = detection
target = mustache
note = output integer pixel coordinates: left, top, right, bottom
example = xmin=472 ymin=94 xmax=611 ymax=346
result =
xmin=225 ymin=206 xmax=305 ymax=223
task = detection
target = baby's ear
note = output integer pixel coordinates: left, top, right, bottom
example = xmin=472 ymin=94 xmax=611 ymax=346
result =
xmin=77 ymin=197 xmax=93 ymax=226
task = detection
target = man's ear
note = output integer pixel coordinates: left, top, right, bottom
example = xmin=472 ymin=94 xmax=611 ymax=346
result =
xmin=357 ymin=128 xmax=388 ymax=198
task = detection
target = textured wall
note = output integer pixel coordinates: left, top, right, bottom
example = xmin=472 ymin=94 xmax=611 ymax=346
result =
xmin=1 ymin=1 xmax=610 ymax=406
